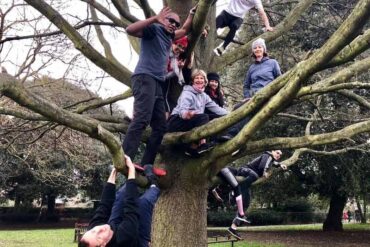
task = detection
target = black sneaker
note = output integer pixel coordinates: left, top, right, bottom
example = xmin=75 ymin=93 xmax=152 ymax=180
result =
xmin=227 ymin=227 xmax=242 ymax=240
xmin=144 ymin=164 xmax=158 ymax=186
xmin=217 ymin=134 xmax=233 ymax=143
xmin=184 ymin=147 xmax=200 ymax=157
xmin=197 ymin=143 xmax=214 ymax=154
xmin=236 ymin=214 xmax=251 ymax=224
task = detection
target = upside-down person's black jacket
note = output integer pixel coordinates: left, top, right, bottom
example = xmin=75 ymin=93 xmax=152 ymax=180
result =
xmin=246 ymin=151 xmax=281 ymax=177
xmin=87 ymin=179 xmax=140 ymax=247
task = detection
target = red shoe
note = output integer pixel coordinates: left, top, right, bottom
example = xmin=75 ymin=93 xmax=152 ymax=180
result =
xmin=133 ymin=163 xmax=167 ymax=176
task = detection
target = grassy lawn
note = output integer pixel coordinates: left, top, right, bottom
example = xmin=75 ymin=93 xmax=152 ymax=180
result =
xmin=208 ymin=239 xmax=284 ymax=247
xmin=0 ymin=224 xmax=368 ymax=247
xmin=0 ymin=228 xmax=76 ymax=247
xmin=209 ymin=222 xmax=370 ymax=232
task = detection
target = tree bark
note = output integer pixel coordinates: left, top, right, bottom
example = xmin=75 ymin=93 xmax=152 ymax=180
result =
xmin=151 ymin=158 xmax=209 ymax=247
xmin=323 ymin=192 xmax=347 ymax=231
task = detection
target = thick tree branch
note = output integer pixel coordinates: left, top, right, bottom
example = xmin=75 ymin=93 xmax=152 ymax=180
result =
xmin=111 ymin=0 xmax=139 ymax=23
xmin=337 ymin=90 xmax=370 ymax=109
xmin=25 ymin=0 xmax=133 ymax=87
xmin=298 ymin=55 xmax=370 ymax=97
xmin=80 ymin=0 xmax=130 ymax=27
xmin=283 ymin=143 xmax=370 ymax=166
xmin=247 ymin=119 xmax=370 ymax=154
xmin=185 ymin=0 xmax=214 ymax=57
xmin=325 ymin=28 xmax=370 ymax=68
xmin=90 ymin=5 xmax=121 ymax=65
xmin=74 ymin=89 xmax=132 ymax=113
xmin=0 ymin=73 xmax=126 ymax=171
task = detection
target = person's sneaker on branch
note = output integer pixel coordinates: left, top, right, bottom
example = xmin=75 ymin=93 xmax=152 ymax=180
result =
xmin=144 ymin=164 xmax=158 ymax=187
xmin=197 ymin=142 xmax=214 ymax=154
xmin=217 ymin=134 xmax=233 ymax=143
xmin=235 ymin=213 xmax=251 ymax=224
xmin=227 ymin=227 xmax=242 ymax=240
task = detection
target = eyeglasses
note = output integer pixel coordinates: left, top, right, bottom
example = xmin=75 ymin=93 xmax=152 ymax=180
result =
xmin=166 ymin=17 xmax=180 ymax=28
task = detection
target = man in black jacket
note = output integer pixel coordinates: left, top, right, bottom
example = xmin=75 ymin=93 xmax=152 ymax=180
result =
xmin=213 ymin=150 xmax=287 ymax=240
xmin=79 ymin=156 xmax=160 ymax=247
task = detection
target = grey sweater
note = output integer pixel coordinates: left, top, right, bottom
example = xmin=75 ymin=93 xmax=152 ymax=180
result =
xmin=171 ymin=85 xmax=228 ymax=119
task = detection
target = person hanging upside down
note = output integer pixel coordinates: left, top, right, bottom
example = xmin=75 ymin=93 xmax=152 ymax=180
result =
xmin=213 ymin=150 xmax=287 ymax=240
xmin=79 ymin=156 xmax=160 ymax=247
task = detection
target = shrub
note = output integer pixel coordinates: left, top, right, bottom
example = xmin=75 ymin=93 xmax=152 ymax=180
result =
xmin=248 ymin=209 xmax=284 ymax=225
xmin=207 ymin=210 xmax=235 ymax=226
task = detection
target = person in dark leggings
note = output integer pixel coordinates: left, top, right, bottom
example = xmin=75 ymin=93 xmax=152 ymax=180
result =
xmin=214 ymin=0 xmax=273 ymax=56
xmin=79 ymin=156 xmax=160 ymax=247
xmin=123 ymin=6 xmax=195 ymax=167
xmin=213 ymin=150 xmax=287 ymax=240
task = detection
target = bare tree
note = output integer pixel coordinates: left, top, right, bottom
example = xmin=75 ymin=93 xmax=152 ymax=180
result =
xmin=1 ymin=0 xmax=370 ymax=245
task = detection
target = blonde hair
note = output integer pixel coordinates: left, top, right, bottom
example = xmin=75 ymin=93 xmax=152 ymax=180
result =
xmin=191 ymin=69 xmax=208 ymax=85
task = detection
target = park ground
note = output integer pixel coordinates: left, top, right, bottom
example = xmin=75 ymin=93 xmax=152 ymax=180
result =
xmin=0 ymin=223 xmax=369 ymax=246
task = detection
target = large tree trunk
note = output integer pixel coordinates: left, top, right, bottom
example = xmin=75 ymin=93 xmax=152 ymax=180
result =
xmin=323 ymin=192 xmax=347 ymax=231
xmin=151 ymin=158 xmax=209 ymax=247
xmin=47 ymin=193 xmax=56 ymax=215
xmin=361 ymin=194 xmax=367 ymax=224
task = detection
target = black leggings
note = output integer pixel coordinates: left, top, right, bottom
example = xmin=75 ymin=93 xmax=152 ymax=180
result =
xmin=216 ymin=10 xmax=243 ymax=49
xmin=167 ymin=114 xmax=209 ymax=133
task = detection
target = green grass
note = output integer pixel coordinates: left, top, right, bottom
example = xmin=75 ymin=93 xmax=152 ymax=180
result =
xmin=0 ymin=224 xmax=368 ymax=247
xmin=209 ymin=222 xmax=370 ymax=232
xmin=0 ymin=228 xmax=76 ymax=247
xmin=208 ymin=240 xmax=284 ymax=247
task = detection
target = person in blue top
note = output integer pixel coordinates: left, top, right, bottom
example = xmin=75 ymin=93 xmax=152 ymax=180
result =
xmin=79 ymin=156 xmax=160 ymax=247
xmin=123 ymin=6 xmax=196 ymax=167
xmin=219 ymin=38 xmax=281 ymax=142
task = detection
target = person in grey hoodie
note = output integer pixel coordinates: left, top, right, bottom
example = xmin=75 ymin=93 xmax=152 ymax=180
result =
xmin=168 ymin=69 xmax=228 ymax=156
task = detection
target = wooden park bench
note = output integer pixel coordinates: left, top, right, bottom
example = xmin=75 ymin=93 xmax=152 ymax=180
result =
xmin=74 ymin=222 xmax=89 ymax=242
xmin=208 ymin=235 xmax=238 ymax=246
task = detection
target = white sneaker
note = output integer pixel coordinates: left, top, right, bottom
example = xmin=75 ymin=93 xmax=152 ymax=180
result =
xmin=213 ymin=45 xmax=225 ymax=56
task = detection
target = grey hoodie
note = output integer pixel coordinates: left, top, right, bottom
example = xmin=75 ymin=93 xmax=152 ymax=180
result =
xmin=171 ymin=85 xmax=228 ymax=119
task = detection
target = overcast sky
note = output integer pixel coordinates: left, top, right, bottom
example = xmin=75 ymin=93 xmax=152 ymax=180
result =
xmin=1 ymin=1 xmax=228 ymax=117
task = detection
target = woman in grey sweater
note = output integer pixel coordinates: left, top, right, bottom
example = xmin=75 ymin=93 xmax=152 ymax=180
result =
xmin=168 ymin=69 xmax=228 ymax=156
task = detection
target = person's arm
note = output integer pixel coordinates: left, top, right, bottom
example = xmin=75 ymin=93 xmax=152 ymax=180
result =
xmin=114 ymin=156 xmax=140 ymax=244
xmin=243 ymin=68 xmax=253 ymax=98
xmin=257 ymin=6 xmax=273 ymax=31
xmin=174 ymin=6 xmax=196 ymax=40
xmin=273 ymin=60 xmax=282 ymax=78
xmin=126 ymin=7 xmax=171 ymax=37
xmin=115 ymin=180 xmax=140 ymax=244
xmin=87 ymin=169 xmax=117 ymax=229
xmin=205 ymin=95 xmax=228 ymax=116
xmin=177 ymin=90 xmax=196 ymax=119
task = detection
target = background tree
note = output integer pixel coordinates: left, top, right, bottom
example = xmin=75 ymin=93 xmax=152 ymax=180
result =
xmin=1 ymin=0 xmax=370 ymax=246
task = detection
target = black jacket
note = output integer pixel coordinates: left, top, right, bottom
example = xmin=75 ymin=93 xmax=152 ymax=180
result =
xmin=246 ymin=152 xmax=281 ymax=177
xmin=88 ymin=179 xmax=140 ymax=247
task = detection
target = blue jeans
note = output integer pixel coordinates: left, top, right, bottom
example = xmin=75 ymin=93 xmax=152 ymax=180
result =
xmin=108 ymin=184 xmax=160 ymax=247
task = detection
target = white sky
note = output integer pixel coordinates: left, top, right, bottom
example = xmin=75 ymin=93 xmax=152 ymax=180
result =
xmin=1 ymin=0 xmax=228 ymax=118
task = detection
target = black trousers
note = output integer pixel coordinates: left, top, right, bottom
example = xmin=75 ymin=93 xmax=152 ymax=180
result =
xmin=216 ymin=10 xmax=243 ymax=49
xmin=123 ymin=74 xmax=167 ymax=165
xmin=167 ymin=114 xmax=209 ymax=133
